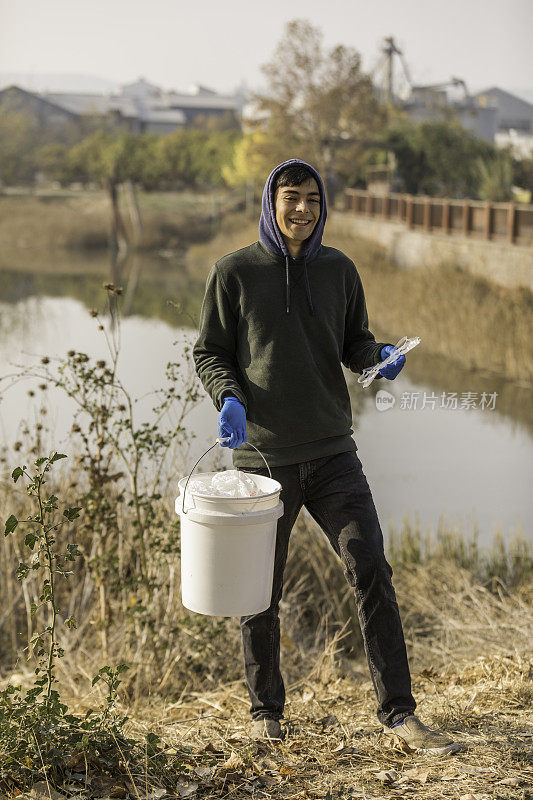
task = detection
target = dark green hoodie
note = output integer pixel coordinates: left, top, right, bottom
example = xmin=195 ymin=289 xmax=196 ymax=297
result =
xmin=193 ymin=159 xmax=392 ymax=469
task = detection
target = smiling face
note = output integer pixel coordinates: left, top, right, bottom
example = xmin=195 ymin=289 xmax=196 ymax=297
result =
xmin=274 ymin=177 xmax=321 ymax=257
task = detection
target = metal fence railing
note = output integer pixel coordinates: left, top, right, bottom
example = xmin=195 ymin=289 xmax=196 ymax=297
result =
xmin=344 ymin=189 xmax=533 ymax=247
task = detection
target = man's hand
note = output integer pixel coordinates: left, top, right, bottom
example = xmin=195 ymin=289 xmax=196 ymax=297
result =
xmin=379 ymin=345 xmax=406 ymax=380
xmin=219 ymin=397 xmax=247 ymax=448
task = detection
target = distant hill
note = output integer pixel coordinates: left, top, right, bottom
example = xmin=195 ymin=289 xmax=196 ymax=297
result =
xmin=2 ymin=72 xmax=531 ymax=110
xmin=0 ymin=72 xmax=121 ymax=94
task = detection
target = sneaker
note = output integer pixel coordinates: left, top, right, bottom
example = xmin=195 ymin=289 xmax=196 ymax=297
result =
xmin=250 ymin=717 xmax=284 ymax=741
xmin=383 ymin=714 xmax=462 ymax=755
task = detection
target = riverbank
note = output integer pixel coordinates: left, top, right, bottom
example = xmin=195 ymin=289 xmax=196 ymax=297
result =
xmin=2 ymin=545 xmax=531 ymax=799
xmin=0 ymin=187 xmax=243 ymax=255
xmin=4 ymin=192 xmax=533 ymax=429
xmin=2 ymin=189 xmax=532 ymax=389
xmin=333 ymin=209 xmax=533 ymax=291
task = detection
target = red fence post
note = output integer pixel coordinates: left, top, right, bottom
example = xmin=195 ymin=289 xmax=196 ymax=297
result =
xmin=423 ymin=197 xmax=432 ymax=231
xmin=406 ymin=196 xmax=414 ymax=229
xmin=507 ymin=202 xmax=516 ymax=243
xmin=462 ymin=199 xmax=470 ymax=237
xmin=442 ymin=199 xmax=450 ymax=234
xmin=398 ymin=195 xmax=404 ymax=221
xmin=484 ymin=201 xmax=492 ymax=240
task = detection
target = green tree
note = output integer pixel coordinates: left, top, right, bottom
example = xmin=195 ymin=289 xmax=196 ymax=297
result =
xmin=384 ymin=119 xmax=497 ymax=197
xmin=0 ymin=105 xmax=38 ymax=186
xmin=34 ymin=143 xmax=72 ymax=186
xmin=154 ymin=128 xmax=238 ymax=189
xmin=476 ymin=151 xmax=513 ymax=201
xmin=512 ymin=155 xmax=533 ymax=200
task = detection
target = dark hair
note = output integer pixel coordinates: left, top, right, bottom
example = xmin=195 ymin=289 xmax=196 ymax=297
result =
xmin=272 ymin=164 xmax=318 ymax=196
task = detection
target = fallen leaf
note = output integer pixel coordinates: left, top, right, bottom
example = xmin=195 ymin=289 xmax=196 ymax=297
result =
xmin=69 ymin=773 xmax=87 ymax=783
xmin=194 ymin=765 xmax=215 ymax=780
xmin=316 ymin=714 xmax=339 ymax=729
xmin=286 ymin=741 xmax=303 ymax=752
xmin=146 ymin=790 xmax=167 ymax=800
xmin=65 ymin=753 xmax=86 ymax=770
xmin=220 ymin=771 xmax=245 ymax=783
xmin=26 ymin=784 xmax=65 ymax=800
xmin=219 ymin=751 xmax=245 ymax=771
xmin=382 ymin=733 xmax=412 ymax=754
xmin=331 ymin=744 xmax=361 ymax=758
xmin=257 ymin=774 xmax=280 ymax=787
xmin=302 ymin=690 xmax=314 ymax=702
xmin=202 ymin=741 xmax=223 ymax=754
xmin=175 ymin=781 xmax=198 ymax=798
xmin=279 ymin=765 xmax=298 ymax=775
xmin=374 ymin=769 xmax=398 ymax=784
xmin=458 ymin=765 xmax=489 ymax=776
xmin=399 ymin=767 xmax=431 ymax=784
xmin=109 ymin=787 xmax=128 ymax=799
xmin=261 ymin=756 xmax=279 ymax=771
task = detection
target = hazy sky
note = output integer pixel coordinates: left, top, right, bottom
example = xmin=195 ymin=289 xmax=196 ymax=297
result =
xmin=1 ymin=0 xmax=532 ymax=97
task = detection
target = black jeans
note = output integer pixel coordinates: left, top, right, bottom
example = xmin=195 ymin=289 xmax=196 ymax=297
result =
xmin=240 ymin=450 xmax=416 ymax=727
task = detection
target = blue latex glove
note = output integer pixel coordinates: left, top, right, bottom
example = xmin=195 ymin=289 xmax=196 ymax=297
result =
xmin=218 ymin=397 xmax=247 ymax=448
xmin=379 ymin=345 xmax=406 ymax=380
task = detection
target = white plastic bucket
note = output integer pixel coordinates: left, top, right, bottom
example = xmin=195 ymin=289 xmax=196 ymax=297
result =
xmin=176 ymin=470 xmax=283 ymax=617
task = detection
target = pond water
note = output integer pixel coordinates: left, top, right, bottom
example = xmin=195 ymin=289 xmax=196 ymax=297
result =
xmin=0 ymin=252 xmax=531 ymax=549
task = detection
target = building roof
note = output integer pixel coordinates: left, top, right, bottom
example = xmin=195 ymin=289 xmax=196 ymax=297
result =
xmin=121 ymin=78 xmax=162 ymax=98
xmin=473 ymin=87 xmax=533 ymax=114
xmin=43 ymin=91 xmax=139 ymax=118
xmin=0 ymin=85 xmax=79 ymax=118
xmin=473 ymin=87 xmax=533 ymax=133
xmin=2 ymin=79 xmax=245 ymax=128
xmin=41 ymin=81 xmax=243 ymax=119
xmin=165 ymin=91 xmax=243 ymax=111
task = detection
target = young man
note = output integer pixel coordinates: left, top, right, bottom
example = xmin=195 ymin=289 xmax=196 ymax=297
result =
xmin=193 ymin=158 xmax=460 ymax=755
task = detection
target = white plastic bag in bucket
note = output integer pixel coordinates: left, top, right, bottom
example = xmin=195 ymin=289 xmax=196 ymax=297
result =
xmin=176 ymin=439 xmax=283 ymax=617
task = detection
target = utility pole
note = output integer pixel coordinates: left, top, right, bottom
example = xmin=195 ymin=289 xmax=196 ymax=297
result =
xmin=383 ymin=37 xmax=396 ymax=103
xmin=378 ymin=36 xmax=412 ymax=104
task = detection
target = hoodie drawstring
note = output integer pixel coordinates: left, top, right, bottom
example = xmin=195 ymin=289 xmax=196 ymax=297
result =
xmin=285 ymin=256 xmax=290 ymax=314
xmin=303 ymin=256 xmax=315 ymax=316
xmin=285 ymin=254 xmax=314 ymax=316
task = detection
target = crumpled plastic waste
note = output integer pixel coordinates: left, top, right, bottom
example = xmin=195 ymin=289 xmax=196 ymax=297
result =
xmin=358 ymin=335 xmax=421 ymax=388
xmin=188 ymin=470 xmax=263 ymax=498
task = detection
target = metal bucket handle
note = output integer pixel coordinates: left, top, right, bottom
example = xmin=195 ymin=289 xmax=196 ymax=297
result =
xmin=181 ymin=438 xmax=272 ymax=515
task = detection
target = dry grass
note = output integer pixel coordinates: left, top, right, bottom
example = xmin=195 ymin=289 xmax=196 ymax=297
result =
xmin=2 ymin=509 xmax=531 ymax=799
xmin=118 ymin=651 xmax=531 ymax=800
xmin=184 ymin=213 xmax=258 ymax=277
xmin=7 ymin=554 xmax=530 ymax=799
xmin=0 ymin=188 xmax=244 ymax=254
